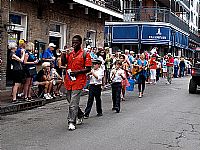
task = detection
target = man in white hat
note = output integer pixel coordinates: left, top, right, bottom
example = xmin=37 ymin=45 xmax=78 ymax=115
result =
xmin=42 ymin=43 xmax=56 ymax=62
xmin=34 ymin=62 xmax=53 ymax=100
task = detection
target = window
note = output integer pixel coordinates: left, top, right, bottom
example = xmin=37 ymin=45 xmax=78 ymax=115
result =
xmin=9 ymin=14 xmax=21 ymax=25
xmin=49 ymin=24 xmax=61 ymax=32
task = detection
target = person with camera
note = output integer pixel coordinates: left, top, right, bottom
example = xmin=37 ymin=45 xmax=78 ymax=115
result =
xmin=42 ymin=43 xmax=56 ymax=63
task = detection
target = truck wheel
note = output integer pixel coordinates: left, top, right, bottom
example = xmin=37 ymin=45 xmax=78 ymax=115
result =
xmin=189 ymin=79 xmax=197 ymax=94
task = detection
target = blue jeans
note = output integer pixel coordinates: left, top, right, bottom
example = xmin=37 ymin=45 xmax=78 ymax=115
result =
xmin=180 ymin=67 xmax=185 ymax=77
xmin=174 ymin=66 xmax=179 ymax=78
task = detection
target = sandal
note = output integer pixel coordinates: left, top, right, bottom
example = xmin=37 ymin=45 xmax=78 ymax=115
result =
xmin=12 ymin=100 xmax=19 ymax=104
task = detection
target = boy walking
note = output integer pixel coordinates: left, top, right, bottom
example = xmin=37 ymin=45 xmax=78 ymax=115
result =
xmin=84 ymin=59 xmax=104 ymax=118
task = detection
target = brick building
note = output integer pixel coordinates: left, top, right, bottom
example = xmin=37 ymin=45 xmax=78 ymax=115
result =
xmin=0 ymin=0 xmax=123 ymax=90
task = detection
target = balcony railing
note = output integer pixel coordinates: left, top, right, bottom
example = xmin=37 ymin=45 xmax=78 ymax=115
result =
xmin=124 ymin=7 xmax=189 ymax=33
xmin=189 ymin=31 xmax=200 ymax=45
xmin=85 ymin=0 xmax=122 ymax=13
xmin=180 ymin=0 xmax=190 ymax=9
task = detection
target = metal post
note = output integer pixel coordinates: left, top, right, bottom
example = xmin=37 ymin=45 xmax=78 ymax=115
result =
xmin=139 ymin=0 xmax=142 ymax=21
xmin=138 ymin=24 xmax=142 ymax=54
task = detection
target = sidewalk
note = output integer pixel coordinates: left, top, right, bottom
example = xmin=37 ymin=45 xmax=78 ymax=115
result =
xmin=0 ymin=85 xmax=111 ymax=115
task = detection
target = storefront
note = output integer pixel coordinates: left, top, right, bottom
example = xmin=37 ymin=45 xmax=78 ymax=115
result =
xmin=105 ymin=22 xmax=189 ymax=56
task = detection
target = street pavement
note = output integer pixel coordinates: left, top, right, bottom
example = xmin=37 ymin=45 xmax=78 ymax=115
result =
xmin=1 ymin=77 xmax=200 ymax=150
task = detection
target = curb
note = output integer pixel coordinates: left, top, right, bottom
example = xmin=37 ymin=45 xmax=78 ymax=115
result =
xmin=0 ymin=86 xmax=111 ymax=115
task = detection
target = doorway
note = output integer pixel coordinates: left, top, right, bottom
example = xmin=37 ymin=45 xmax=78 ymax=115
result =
xmin=49 ymin=36 xmax=60 ymax=57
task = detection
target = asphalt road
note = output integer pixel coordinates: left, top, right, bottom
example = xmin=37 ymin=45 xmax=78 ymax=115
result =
xmin=1 ymin=77 xmax=200 ymax=150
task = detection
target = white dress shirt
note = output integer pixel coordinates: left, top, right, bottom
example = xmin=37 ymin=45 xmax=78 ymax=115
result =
xmin=110 ymin=68 xmax=125 ymax=83
xmin=89 ymin=68 xmax=104 ymax=85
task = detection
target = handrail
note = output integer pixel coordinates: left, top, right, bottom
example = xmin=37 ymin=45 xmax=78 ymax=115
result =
xmin=123 ymin=7 xmax=189 ymax=33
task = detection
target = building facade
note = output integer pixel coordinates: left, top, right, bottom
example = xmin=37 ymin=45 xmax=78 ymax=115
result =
xmin=105 ymin=0 xmax=200 ymax=57
xmin=0 ymin=0 xmax=123 ymax=90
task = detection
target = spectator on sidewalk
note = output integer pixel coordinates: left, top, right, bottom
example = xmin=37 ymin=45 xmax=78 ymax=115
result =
xmin=179 ymin=57 xmax=185 ymax=77
xmin=34 ymin=62 xmax=53 ymax=100
xmin=16 ymin=39 xmax=26 ymax=98
xmin=50 ymin=63 xmax=63 ymax=97
xmin=84 ymin=59 xmax=104 ymax=119
xmin=42 ymin=43 xmax=56 ymax=63
xmin=173 ymin=56 xmax=179 ymax=78
xmin=62 ymin=35 xmax=92 ymax=131
xmin=23 ymin=42 xmax=39 ymax=101
xmin=9 ymin=42 xmax=25 ymax=103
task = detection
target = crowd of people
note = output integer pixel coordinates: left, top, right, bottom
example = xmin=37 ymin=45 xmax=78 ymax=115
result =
xmin=8 ymin=36 xmax=193 ymax=130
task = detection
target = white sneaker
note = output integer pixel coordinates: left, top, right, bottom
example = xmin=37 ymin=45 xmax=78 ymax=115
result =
xmin=68 ymin=123 xmax=76 ymax=130
xmin=44 ymin=94 xmax=51 ymax=100
xmin=76 ymin=118 xmax=83 ymax=125
xmin=166 ymin=82 xmax=170 ymax=85
xmin=47 ymin=93 xmax=53 ymax=99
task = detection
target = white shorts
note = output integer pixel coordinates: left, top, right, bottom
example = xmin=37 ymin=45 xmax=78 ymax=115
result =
xmin=162 ymin=68 xmax=167 ymax=73
xmin=150 ymin=69 xmax=156 ymax=80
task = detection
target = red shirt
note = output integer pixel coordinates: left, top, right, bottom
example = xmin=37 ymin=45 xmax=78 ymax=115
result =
xmin=149 ymin=58 xmax=157 ymax=69
xmin=64 ymin=49 xmax=92 ymax=90
xmin=166 ymin=57 xmax=174 ymax=67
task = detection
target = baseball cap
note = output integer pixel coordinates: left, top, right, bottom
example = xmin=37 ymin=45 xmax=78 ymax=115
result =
xmin=49 ymin=43 xmax=56 ymax=47
xmin=19 ymin=39 xmax=25 ymax=44
xmin=92 ymin=59 xmax=102 ymax=64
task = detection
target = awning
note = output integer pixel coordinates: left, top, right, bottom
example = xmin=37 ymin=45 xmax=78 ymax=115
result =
xmin=141 ymin=25 xmax=171 ymax=45
xmin=112 ymin=25 xmax=138 ymax=43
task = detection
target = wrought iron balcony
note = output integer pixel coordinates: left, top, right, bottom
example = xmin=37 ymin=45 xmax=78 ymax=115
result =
xmin=85 ymin=0 xmax=122 ymax=13
xmin=180 ymin=0 xmax=190 ymax=9
xmin=124 ymin=7 xmax=189 ymax=33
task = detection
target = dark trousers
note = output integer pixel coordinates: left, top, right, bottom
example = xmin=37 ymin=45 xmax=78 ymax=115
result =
xmin=84 ymin=84 xmax=102 ymax=116
xmin=111 ymin=82 xmax=122 ymax=112
xmin=138 ymin=75 xmax=146 ymax=93
xmin=174 ymin=66 xmax=179 ymax=78
xmin=156 ymin=68 xmax=161 ymax=81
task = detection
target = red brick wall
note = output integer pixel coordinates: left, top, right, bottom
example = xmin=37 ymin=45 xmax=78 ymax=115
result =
xmin=0 ymin=0 xmax=105 ymax=90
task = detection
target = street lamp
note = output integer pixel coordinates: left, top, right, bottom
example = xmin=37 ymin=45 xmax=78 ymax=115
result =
xmin=172 ymin=30 xmax=176 ymax=56
xmin=4 ymin=22 xmax=15 ymax=33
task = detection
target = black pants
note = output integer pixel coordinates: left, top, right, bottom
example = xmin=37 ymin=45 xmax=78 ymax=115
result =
xmin=138 ymin=75 xmax=146 ymax=93
xmin=111 ymin=82 xmax=122 ymax=112
xmin=84 ymin=84 xmax=102 ymax=116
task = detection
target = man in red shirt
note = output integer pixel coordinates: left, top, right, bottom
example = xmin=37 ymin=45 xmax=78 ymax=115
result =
xmin=63 ymin=35 xmax=92 ymax=130
xmin=166 ymin=53 xmax=174 ymax=84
